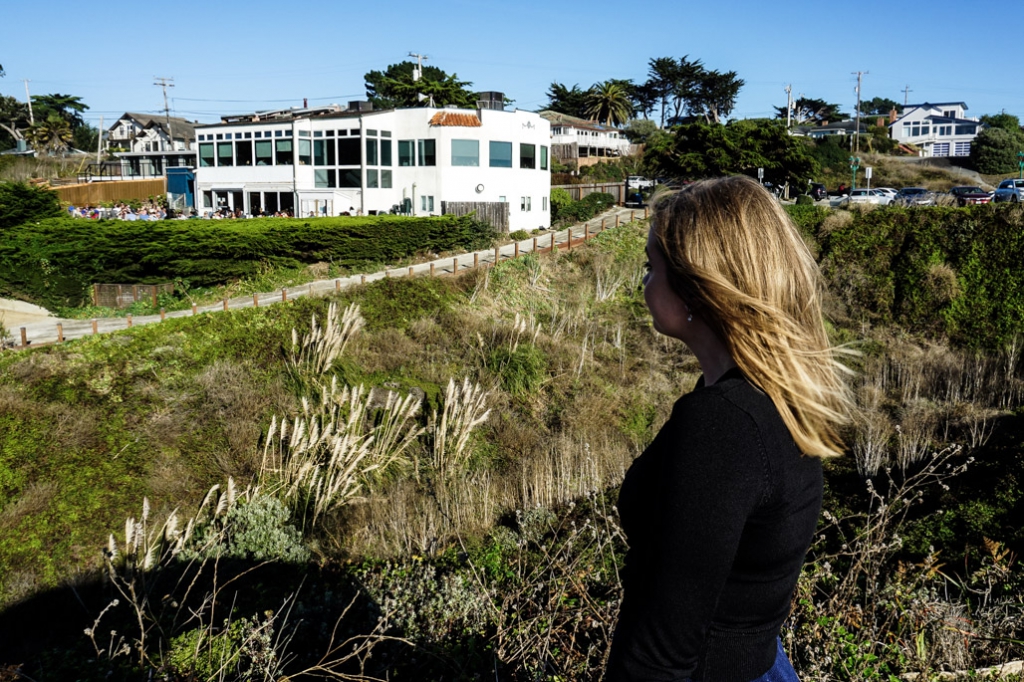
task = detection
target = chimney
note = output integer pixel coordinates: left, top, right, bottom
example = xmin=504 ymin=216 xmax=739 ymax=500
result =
xmin=876 ymin=117 xmax=884 ymax=127
xmin=303 ymin=98 xmax=308 ymax=108
xmin=889 ymin=108 xmax=899 ymax=123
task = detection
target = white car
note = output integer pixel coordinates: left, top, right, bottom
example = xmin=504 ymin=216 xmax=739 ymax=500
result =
xmin=873 ymin=187 xmax=898 ymax=199
xmin=842 ymin=189 xmax=892 ymax=206
xmin=627 ymin=175 xmax=655 ymax=189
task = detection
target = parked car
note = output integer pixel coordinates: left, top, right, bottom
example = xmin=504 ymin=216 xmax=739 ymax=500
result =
xmin=895 ymin=187 xmax=936 ymax=206
xmin=949 ymin=186 xmax=993 ymax=206
xmin=809 ymin=183 xmax=828 ymax=201
xmin=841 ymin=188 xmax=893 ymax=206
xmin=993 ymin=178 xmax=1024 ymax=203
xmin=874 ymin=187 xmax=898 ymax=199
xmin=627 ymin=175 xmax=655 ymax=189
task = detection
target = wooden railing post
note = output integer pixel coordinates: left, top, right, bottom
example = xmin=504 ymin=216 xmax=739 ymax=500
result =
xmin=615 ymin=214 xmax=620 ymax=228
xmin=514 ymin=242 xmax=520 ymax=258
xmin=494 ymin=246 xmax=500 ymax=264
xmin=335 ymin=279 xmax=341 ymax=291
xmin=409 ymin=266 xmax=414 ymax=277
xmin=56 ymin=323 xmax=63 ymax=343
xmin=452 ymin=257 xmax=459 ymax=274
xmin=253 ymin=293 xmax=259 ymax=307
xmin=281 ymin=289 xmax=287 ymax=302
xmin=91 ymin=319 xmax=98 ymax=335
xmin=20 ymin=327 xmax=27 ymax=347
xmin=192 ymin=304 xmax=197 ymax=316
xmin=160 ymin=308 xmax=166 ymax=321
xmin=532 ymin=237 xmax=537 ymax=252
xmin=473 ymin=253 xmax=479 ymax=268
xmin=223 ymin=298 xmax=229 ymax=311
xmin=361 ymin=274 xmax=367 ymax=284
xmin=430 ymin=262 xmax=436 ymax=277
xmin=126 ymin=314 xmax=133 ymax=328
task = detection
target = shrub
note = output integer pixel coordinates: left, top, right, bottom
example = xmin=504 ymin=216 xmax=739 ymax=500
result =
xmin=0 ymin=214 xmax=495 ymax=309
xmin=795 ymin=194 xmax=814 ymax=205
xmin=508 ymin=229 xmax=531 ymax=241
xmin=0 ymin=182 xmax=62 ymax=231
xmin=488 ymin=343 xmax=546 ymax=397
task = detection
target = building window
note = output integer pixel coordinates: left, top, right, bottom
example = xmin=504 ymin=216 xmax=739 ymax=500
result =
xmin=542 ymin=196 xmax=548 ymax=211
xmin=381 ymin=130 xmax=391 ymax=138
xmin=380 ymin=139 xmax=392 ymax=166
xmin=421 ymin=195 xmax=434 ymax=212
xmin=255 ymin=140 xmax=273 ymax=165
xmin=339 ymin=169 xmax=360 ymax=188
xmin=398 ymin=140 xmax=414 ymax=166
xmin=298 ymin=139 xmax=312 ymax=165
xmin=366 ymin=138 xmax=378 ymax=166
xmin=199 ymin=143 xmax=214 ymax=167
xmin=275 ymin=139 xmax=293 ymax=165
xmin=235 ymin=140 xmax=253 ymax=166
xmin=452 ymin=139 xmax=479 ymax=166
xmin=315 ymin=169 xmax=336 ymax=188
xmin=338 ymin=138 xmax=360 ymax=165
xmin=520 ymin=143 xmax=536 ymax=169
xmin=489 ymin=141 xmax=512 ymax=168
xmin=381 ymin=169 xmax=392 ymax=189
xmin=367 ymin=169 xmax=379 ymax=188
xmin=955 ymin=125 xmax=976 ymax=135
xmin=521 ymin=196 xmax=531 ymax=212
xmin=498 ymin=196 xmax=506 ymax=203
xmin=943 ymin=110 xmax=955 ymax=118
xmin=418 ymin=139 xmax=436 ymax=166
xmin=954 ymin=141 xmax=971 ymax=156
xmin=202 ymin=190 xmax=212 ymax=208
xmin=540 ymin=145 xmax=548 ymax=171
xmin=217 ymin=142 xmax=233 ymax=166
xmin=366 ymin=129 xmax=377 ymax=137
xmin=314 ymin=140 xmax=328 ymax=165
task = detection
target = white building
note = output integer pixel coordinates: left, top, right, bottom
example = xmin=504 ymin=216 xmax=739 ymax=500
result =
xmin=888 ymin=102 xmax=982 ymax=158
xmin=539 ymin=111 xmax=633 ymax=167
xmin=105 ymin=112 xmax=198 ymax=177
xmin=193 ymin=103 xmax=551 ymax=232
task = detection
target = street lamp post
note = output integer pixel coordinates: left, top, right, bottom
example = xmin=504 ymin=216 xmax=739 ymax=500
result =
xmin=1018 ymin=151 xmax=1023 ymax=180
xmin=849 ymin=156 xmax=861 ymax=191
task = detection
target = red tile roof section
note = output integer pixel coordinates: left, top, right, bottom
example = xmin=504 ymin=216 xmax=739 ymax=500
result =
xmin=429 ymin=111 xmax=482 ymax=127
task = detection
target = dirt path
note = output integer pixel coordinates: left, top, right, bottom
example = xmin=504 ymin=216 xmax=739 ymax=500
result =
xmin=2 ymin=206 xmax=647 ymax=349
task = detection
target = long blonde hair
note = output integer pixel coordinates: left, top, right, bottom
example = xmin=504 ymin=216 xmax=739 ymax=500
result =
xmin=652 ymin=175 xmax=853 ymax=458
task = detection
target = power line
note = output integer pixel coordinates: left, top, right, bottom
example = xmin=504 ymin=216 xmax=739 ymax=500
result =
xmin=154 ymin=76 xmax=174 ymax=142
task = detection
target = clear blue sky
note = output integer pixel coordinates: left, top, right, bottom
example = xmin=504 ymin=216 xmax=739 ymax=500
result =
xmin=3 ymin=0 xmax=1020 ymax=130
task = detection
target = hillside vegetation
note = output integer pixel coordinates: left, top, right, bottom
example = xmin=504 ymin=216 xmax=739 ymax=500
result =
xmin=0 ymin=203 xmax=1023 ymax=680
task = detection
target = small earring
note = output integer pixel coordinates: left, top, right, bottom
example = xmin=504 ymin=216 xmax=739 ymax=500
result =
xmin=687 ymin=313 xmax=693 ymax=322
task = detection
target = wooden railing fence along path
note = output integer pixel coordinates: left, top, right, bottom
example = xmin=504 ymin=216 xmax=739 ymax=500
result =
xmin=3 ymin=206 xmax=648 ymax=351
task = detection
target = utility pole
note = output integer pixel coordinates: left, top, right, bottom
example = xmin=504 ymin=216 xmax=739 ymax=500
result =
xmin=785 ymin=84 xmax=793 ymax=129
xmin=903 ymin=85 xmax=912 ymax=107
xmin=154 ymin=76 xmax=174 ymax=149
xmin=852 ymin=71 xmax=867 ymax=153
xmin=96 ymin=115 xmax=104 ymax=164
xmin=408 ymin=53 xmax=430 ymax=106
xmin=23 ymin=79 xmax=34 ymax=125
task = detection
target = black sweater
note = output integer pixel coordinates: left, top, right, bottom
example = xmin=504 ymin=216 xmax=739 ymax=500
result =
xmin=606 ymin=368 xmax=822 ymax=682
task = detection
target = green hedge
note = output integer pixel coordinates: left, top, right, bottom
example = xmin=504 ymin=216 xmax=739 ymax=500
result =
xmin=0 ymin=182 xmax=62 ymax=230
xmin=0 ymin=214 xmax=497 ymax=308
xmin=552 ymin=191 xmax=616 ymax=225
xmin=817 ymin=204 xmax=1024 ymax=348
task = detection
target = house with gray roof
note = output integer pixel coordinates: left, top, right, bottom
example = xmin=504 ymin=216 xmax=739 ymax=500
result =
xmin=102 ymin=112 xmax=198 ymax=177
xmin=888 ymin=102 xmax=983 ymax=158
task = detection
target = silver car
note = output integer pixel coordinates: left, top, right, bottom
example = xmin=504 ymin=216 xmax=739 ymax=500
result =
xmin=842 ymin=188 xmax=893 ymax=206
xmin=993 ymin=178 xmax=1024 ymax=203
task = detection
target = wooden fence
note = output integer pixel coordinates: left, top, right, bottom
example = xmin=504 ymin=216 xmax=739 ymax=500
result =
xmin=92 ymin=282 xmax=175 ymax=309
xmin=552 ymin=183 xmax=626 ymax=204
xmin=55 ymin=179 xmax=166 ymax=206
xmin=442 ymin=201 xmax=510 ymax=233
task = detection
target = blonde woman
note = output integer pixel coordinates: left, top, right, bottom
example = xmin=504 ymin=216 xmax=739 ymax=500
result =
xmin=605 ymin=176 xmax=853 ymax=682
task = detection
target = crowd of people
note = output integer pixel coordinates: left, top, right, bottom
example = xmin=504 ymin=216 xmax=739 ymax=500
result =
xmin=67 ymin=201 xmax=169 ymax=221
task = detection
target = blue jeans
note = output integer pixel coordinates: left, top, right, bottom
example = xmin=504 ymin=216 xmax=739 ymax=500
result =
xmin=750 ymin=638 xmax=799 ymax=682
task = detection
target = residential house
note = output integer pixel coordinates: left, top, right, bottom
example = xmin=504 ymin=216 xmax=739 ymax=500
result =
xmin=539 ymin=111 xmax=634 ymax=167
xmin=193 ymin=101 xmax=551 ymax=232
xmin=104 ymin=112 xmax=198 ymax=177
xmin=888 ymin=102 xmax=982 ymax=158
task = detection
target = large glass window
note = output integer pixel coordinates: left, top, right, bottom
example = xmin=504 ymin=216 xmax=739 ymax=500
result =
xmin=418 ymin=139 xmax=436 ymax=166
xmin=489 ymin=141 xmax=512 ymax=168
xmin=338 ymin=138 xmax=360 ymax=165
xmin=366 ymin=138 xmax=378 ymax=166
xmin=541 ymin=145 xmax=548 ymax=171
xmin=314 ymin=169 xmax=336 ymax=188
xmin=452 ymin=139 xmax=479 ymax=166
xmin=520 ymin=143 xmax=536 ymax=169
xmin=255 ymin=140 xmax=273 ymax=165
xmin=421 ymin=195 xmax=434 ymax=212
xmin=275 ymin=139 xmax=293 ymax=165
xmin=217 ymin=142 xmax=233 ymax=166
xmin=339 ymin=169 xmax=361 ymax=188
xmin=398 ymin=140 xmax=414 ymax=166
xmin=235 ymin=140 xmax=253 ymax=166
xmin=314 ymin=139 xmax=327 ymax=166
xmin=380 ymin=139 xmax=392 ymax=166
xmin=381 ymin=169 xmax=392 ymax=189
xmin=298 ymin=139 xmax=312 ymax=165
xmin=199 ymin=143 xmax=214 ymax=167
xmin=367 ymin=169 xmax=379 ymax=188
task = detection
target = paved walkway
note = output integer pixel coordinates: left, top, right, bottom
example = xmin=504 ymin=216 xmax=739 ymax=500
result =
xmin=2 ymin=206 xmax=646 ymax=350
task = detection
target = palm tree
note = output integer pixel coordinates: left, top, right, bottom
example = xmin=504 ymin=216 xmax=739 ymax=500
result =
xmin=585 ymin=81 xmax=634 ymax=127
xmin=26 ymin=114 xmax=73 ymax=154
